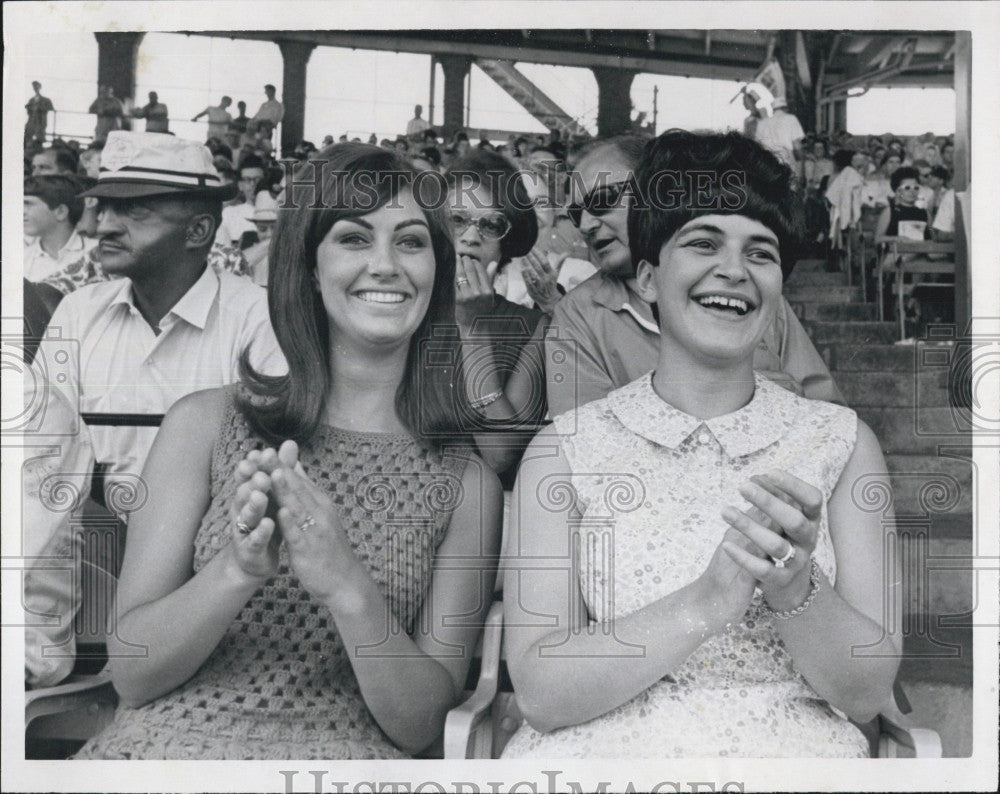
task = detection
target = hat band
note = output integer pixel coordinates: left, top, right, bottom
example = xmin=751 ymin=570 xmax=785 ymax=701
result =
xmin=98 ymin=165 xmax=222 ymax=188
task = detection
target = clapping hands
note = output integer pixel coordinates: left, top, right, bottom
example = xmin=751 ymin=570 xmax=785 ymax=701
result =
xmin=521 ymin=248 xmax=566 ymax=315
xmin=230 ymin=440 xmax=357 ymax=607
xmin=720 ymin=470 xmax=821 ymax=613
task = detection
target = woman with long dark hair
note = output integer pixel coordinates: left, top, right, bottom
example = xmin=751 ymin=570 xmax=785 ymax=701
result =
xmin=78 ymin=144 xmax=502 ymax=759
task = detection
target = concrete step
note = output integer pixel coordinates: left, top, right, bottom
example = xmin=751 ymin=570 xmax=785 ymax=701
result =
xmin=883 ymin=454 xmax=974 ymax=515
xmin=837 ymin=368 xmax=951 ymax=407
xmin=792 ymin=258 xmax=828 ymax=272
xmin=818 ymin=342 xmax=916 ymax=373
xmin=792 ymin=302 xmax=877 ymax=322
xmin=899 ymin=533 xmax=974 ymax=637
xmin=804 ymin=321 xmax=899 ymax=345
xmin=899 ymin=624 xmax=972 ymax=682
xmin=856 ymin=406 xmax=973 ymax=454
xmin=784 ymin=285 xmax=863 ymax=303
xmin=785 ymin=270 xmax=848 ymax=287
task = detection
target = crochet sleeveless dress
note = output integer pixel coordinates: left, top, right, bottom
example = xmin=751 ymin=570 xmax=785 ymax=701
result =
xmin=77 ymin=395 xmax=469 ymax=759
xmin=502 ymin=373 xmax=871 ymax=758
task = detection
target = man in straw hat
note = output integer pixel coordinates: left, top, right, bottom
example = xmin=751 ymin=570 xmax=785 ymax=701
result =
xmin=34 ymin=131 xmax=286 ymax=501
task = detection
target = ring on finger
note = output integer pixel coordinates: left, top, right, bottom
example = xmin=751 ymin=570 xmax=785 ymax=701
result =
xmin=772 ymin=544 xmax=795 ymax=569
xmin=298 ymin=515 xmax=316 ymax=532
xmin=456 ymin=277 xmax=469 ymax=286
xmin=236 ymin=520 xmax=252 ymax=536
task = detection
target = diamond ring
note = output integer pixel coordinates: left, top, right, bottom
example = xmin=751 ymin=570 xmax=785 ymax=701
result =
xmin=298 ymin=515 xmax=317 ymax=532
xmin=772 ymin=545 xmax=795 ymax=569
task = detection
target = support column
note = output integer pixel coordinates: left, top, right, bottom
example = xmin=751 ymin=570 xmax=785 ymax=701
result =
xmin=278 ymin=40 xmax=316 ymax=156
xmin=832 ymin=98 xmax=848 ymax=132
xmin=592 ymin=66 xmax=636 ymax=137
xmin=94 ymin=32 xmax=145 ymax=107
xmin=953 ymin=31 xmax=971 ymax=333
xmin=438 ymin=54 xmax=472 ymax=139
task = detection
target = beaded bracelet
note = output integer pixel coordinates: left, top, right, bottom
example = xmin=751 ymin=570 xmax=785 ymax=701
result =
xmin=469 ymin=389 xmax=504 ymax=411
xmin=767 ymin=558 xmax=822 ymax=620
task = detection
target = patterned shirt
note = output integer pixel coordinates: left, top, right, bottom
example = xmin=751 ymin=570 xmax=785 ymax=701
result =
xmin=42 ymin=243 xmax=250 ymax=295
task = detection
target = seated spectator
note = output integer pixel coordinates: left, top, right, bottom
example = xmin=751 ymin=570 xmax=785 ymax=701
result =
xmin=875 ymin=166 xmax=930 ymax=239
xmin=75 ymin=142 xmax=500 ymax=760
xmin=78 ymin=145 xmax=103 ymax=180
xmin=22 ymin=278 xmax=64 ymax=369
xmin=417 ymin=146 xmax=442 ymax=171
xmin=546 ymin=133 xmax=844 ymax=419
xmin=242 ymin=191 xmax=278 ymax=285
xmin=31 ymin=145 xmax=78 ymax=177
xmin=22 ymin=379 xmax=94 ymax=688
xmin=940 ymin=140 xmax=955 ymax=170
xmin=494 ymin=145 xmax=594 ymax=310
xmin=931 ymin=184 xmax=957 ymax=242
xmin=215 ymin=155 xmax=265 ymax=248
xmin=862 ymin=150 xmax=900 ymax=208
xmin=802 ymin=139 xmax=834 ymax=192
xmin=35 ymin=132 xmax=285 ymax=504
xmin=446 ymin=150 xmax=549 ymax=485
xmin=912 ymin=159 xmax=935 ymax=211
xmin=824 ymin=149 xmax=865 ymax=262
xmin=502 ymin=129 xmax=898 ymax=759
xmin=924 ymin=165 xmax=951 ymax=220
xmin=23 ymin=175 xmax=97 ymax=281
xmin=876 ymin=166 xmax=935 ymax=332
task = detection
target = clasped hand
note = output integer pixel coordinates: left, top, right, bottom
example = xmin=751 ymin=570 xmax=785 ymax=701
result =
xmin=455 ymin=255 xmax=499 ymax=330
xmin=700 ymin=469 xmax=822 ymax=626
xmin=229 ymin=440 xmax=353 ymax=603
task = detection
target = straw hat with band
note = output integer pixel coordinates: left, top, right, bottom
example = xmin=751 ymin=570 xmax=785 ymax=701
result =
xmin=81 ymin=131 xmax=238 ymax=201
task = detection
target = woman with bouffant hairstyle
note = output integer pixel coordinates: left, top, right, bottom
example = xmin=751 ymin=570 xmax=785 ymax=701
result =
xmin=78 ymin=143 xmax=502 ymax=760
xmin=503 ymin=130 xmax=898 ymax=758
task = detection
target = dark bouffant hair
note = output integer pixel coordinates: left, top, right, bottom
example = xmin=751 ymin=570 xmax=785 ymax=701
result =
xmin=445 ymin=149 xmax=538 ymax=265
xmin=890 ymin=166 xmax=920 ymax=192
xmin=832 ymin=149 xmax=857 ymax=172
xmin=628 ymin=129 xmax=804 ymax=280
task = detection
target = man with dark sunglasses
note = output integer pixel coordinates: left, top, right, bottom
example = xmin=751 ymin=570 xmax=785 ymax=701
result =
xmin=545 ymin=135 xmax=844 ymax=417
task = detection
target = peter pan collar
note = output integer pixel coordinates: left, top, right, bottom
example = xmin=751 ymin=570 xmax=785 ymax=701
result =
xmin=608 ymin=371 xmax=800 ymax=458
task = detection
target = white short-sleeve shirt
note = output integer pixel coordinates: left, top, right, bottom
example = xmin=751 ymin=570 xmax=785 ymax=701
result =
xmin=36 ymin=266 xmax=287 ymax=489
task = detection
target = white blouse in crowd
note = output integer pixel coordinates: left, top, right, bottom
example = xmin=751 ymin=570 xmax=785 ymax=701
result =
xmin=502 ymin=373 xmax=870 ymax=758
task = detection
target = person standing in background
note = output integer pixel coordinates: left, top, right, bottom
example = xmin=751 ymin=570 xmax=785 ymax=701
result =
xmin=406 ymin=104 xmax=430 ymax=142
xmin=88 ymin=86 xmax=124 ymax=143
xmin=192 ymin=95 xmax=233 ymax=141
xmin=25 ymin=81 xmax=54 ymax=148
xmin=132 ymin=91 xmax=170 ymax=133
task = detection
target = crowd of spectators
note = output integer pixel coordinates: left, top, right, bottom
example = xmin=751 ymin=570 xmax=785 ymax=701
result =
xmin=19 ymin=79 xmax=960 ymax=763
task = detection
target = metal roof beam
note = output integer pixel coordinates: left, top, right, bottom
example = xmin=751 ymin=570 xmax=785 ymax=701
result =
xmin=850 ymin=35 xmax=905 ymax=75
xmin=185 ymin=30 xmax=755 ymax=81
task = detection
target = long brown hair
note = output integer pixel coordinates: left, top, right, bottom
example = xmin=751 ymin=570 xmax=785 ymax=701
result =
xmin=238 ymin=143 xmax=466 ymax=447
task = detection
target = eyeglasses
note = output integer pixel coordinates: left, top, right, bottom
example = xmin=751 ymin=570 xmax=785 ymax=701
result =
xmin=449 ymin=211 xmax=511 ymax=240
xmin=567 ymin=181 xmax=629 ymax=228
